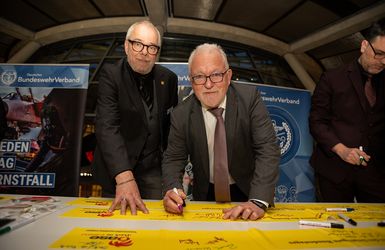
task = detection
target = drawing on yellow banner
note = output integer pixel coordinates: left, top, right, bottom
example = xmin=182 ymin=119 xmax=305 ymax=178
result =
xmin=60 ymin=207 xmax=326 ymax=222
xmin=269 ymin=203 xmax=385 ymax=222
xmin=49 ymin=227 xmax=268 ymax=250
xmin=66 ymin=198 xmax=112 ymax=207
xmin=60 ymin=207 xmax=229 ymax=221
xmin=61 ymin=201 xmax=385 ymax=222
xmin=66 ymin=198 xmax=164 ymax=210
xmin=253 ymin=227 xmax=385 ymax=249
xmin=66 ymin=198 xmax=234 ymax=210
xmin=49 ymin=227 xmax=385 ymax=249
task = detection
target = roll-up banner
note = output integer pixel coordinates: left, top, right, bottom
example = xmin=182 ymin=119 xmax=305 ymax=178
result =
xmin=160 ymin=62 xmax=315 ymax=202
xmin=0 ymin=64 xmax=89 ymax=196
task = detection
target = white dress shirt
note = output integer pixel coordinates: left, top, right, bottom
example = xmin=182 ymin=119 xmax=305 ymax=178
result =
xmin=201 ymin=96 xmax=235 ymax=184
xmin=201 ymin=96 xmax=269 ymax=208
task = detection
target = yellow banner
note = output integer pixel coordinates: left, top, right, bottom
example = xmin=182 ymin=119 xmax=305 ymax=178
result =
xmin=50 ymin=227 xmax=264 ymax=250
xmin=50 ymin=227 xmax=385 ymax=249
xmin=61 ymin=200 xmax=385 ymax=222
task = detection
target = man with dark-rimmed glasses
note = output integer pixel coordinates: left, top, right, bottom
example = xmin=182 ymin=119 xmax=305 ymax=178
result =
xmin=94 ymin=20 xmax=178 ymax=215
xmin=310 ymin=19 xmax=385 ymax=202
xmin=162 ymin=43 xmax=280 ymax=220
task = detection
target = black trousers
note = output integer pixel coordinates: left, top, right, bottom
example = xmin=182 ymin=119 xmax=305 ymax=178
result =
xmin=316 ymin=165 xmax=385 ymax=203
xmin=207 ymin=183 xmax=248 ymax=202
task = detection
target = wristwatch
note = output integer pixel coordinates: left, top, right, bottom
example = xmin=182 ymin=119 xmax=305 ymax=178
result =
xmin=250 ymin=200 xmax=268 ymax=212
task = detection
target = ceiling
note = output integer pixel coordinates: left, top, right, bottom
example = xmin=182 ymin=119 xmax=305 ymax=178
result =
xmin=1 ymin=0 xmax=385 ymax=88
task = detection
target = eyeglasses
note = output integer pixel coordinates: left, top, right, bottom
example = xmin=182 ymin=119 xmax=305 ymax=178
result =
xmin=368 ymin=41 xmax=385 ymax=60
xmin=127 ymin=40 xmax=160 ymax=55
xmin=191 ymin=69 xmax=229 ymax=85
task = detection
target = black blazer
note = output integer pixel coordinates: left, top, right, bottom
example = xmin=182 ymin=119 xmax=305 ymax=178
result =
xmin=162 ymin=82 xmax=280 ymax=204
xmin=309 ymin=61 xmax=385 ymax=183
xmin=93 ymin=58 xmax=178 ymax=193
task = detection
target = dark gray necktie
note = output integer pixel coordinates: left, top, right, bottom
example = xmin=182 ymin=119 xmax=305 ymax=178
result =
xmin=209 ymin=107 xmax=231 ymax=202
xmin=139 ymin=78 xmax=153 ymax=110
xmin=364 ymin=75 xmax=376 ymax=107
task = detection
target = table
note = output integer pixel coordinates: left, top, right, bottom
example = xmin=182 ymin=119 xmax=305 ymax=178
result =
xmin=0 ymin=194 xmax=384 ymax=249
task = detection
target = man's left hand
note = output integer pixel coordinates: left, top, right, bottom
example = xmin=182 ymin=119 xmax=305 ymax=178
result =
xmin=222 ymin=201 xmax=265 ymax=220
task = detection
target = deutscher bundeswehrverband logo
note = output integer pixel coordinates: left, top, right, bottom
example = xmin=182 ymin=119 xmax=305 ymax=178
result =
xmin=268 ymin=106 xmax=300 ymax=165
xmin=1 ymin=70 xmax=17 ymax=85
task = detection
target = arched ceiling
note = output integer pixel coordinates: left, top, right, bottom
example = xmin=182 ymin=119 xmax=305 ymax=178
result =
xmin=1 ymin=0 xmax=385 ymax=90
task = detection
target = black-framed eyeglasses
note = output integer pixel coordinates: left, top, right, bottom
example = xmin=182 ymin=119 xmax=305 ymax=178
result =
xmin=127 ymin=39 xmax=160 ymax=55
xmin=368 ymin=41 xmax=385 ymax=60
xmin=191 ymin=69 xmax=229 ymax=85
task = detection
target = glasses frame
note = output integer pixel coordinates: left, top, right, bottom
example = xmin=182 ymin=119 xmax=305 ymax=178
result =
xmin=368 ymin=41 xmax=385 ymax=60
xmin=191 ymin=69 xmax=229 ymax=85
xmin=127 ymin=39 xmax=160 ymax=55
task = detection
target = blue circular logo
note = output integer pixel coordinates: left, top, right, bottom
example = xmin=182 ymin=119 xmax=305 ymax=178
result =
xmin=267 ymin=106 xmax=300 ymax=165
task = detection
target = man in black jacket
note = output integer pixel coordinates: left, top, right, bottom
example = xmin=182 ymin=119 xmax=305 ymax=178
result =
xmin=93 ymin=20 xmax=178 ymax=215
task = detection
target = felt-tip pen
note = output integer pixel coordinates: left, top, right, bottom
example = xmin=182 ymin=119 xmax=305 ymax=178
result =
xmin=326 ymin=208 xmax=354 ymax=212
xmin=378 ymin=220 xmax=385 ymax=227
xmin=359 ymin=146 xmax=364 ymax=164
xmin=173 ymin=188 xmax=184 ymax=212
xmin=0 ymin=216 xmax=35 ymax=235
xmin=338 ymin=213 xmax=357 ymax=226
xmin=299 ymin=220 xmax=344 ymax=229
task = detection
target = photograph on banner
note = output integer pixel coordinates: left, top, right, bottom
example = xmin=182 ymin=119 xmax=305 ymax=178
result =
xmin=0 ymin=64 xmax=89 ymax=196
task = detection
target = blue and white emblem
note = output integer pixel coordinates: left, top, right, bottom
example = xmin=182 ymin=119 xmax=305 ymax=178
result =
xmin=268 ymin=106 xmax=300 ymax=165
xmin=1 ymin=70 xmax=17 ymax=85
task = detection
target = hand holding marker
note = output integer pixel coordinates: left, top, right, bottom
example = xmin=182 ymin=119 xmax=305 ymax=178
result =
xmin=359 ymin=146 xmax=364 ymax=165
xmin=173 ymin=188 xmax=186 ymax=212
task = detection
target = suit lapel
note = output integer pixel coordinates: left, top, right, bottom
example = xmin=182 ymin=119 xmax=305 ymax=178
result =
xmin=153 ymin=65 xmax=165 ymax=113
xmin=224 ymin=85 xmax=237 ymax=169
xmin=120 ymin=59 xmax=148 ymax=126
xmin=190 ymin=98 xmax=210 ymax=178
xmin=348 ymin=62 xmax=368 ymax=113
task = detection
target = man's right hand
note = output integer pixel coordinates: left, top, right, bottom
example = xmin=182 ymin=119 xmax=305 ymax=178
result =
xmin=163 ymin=188 xmax=186 ymax=214
xmin=332 ymin=143 xmax=370 ymax=166
xmin=108 ymin=170 xmax=149 ymax=215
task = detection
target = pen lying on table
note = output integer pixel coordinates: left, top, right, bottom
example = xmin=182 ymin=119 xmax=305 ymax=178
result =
xmin=299 ymin=220 xmax=344 ymax=229
xmin=326 ymin=207 xmax=354 ymax=212
xmin=0 ymin=216 xmax=35 ymax=235
xmin=338 ymin=213 xmax=357 ymax=226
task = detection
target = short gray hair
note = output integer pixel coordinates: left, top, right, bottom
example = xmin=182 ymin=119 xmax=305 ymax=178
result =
xmin=125 ymin=20 xmax=161 ymax=46
xmin=188 ymin=43 xmax=229 ymax=73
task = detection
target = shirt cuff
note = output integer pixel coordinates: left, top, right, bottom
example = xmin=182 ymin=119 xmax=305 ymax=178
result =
xmin=249 ymin=199 xmax=269 ymax=208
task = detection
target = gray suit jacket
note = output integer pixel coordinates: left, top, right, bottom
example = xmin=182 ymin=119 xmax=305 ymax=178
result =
xmin=162 ymin=82 xmax=280 ymax=204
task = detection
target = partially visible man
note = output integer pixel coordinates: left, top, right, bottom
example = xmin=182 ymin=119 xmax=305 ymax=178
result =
xmin=309 ymin=20 xmax=385 ymax=202
xmin=162 ymin=43 xmax=280 ymax=220
xmin=93 ymin=20 xmax=178 ymax=215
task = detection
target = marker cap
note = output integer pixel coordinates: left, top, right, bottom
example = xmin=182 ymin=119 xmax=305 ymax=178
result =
xmin=330 ymin=222 xmax=344 ymax=229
